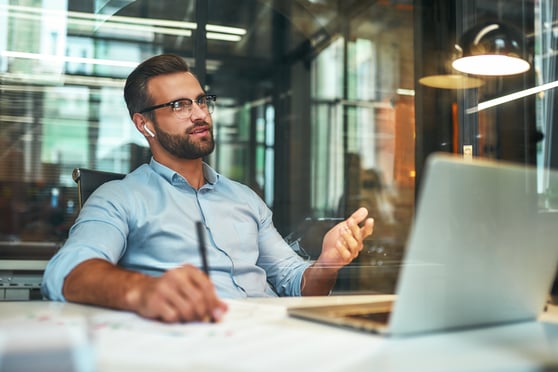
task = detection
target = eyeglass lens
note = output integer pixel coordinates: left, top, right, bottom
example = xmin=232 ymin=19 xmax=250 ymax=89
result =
xmin=173 ymin=96 xmax=215 ymax=117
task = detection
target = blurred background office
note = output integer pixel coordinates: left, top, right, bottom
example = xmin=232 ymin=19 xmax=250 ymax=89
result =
xmin=1 ymin=0 xmax=557 ymax=294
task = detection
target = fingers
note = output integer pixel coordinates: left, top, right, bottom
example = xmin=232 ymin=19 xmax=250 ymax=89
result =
xmin=338 ymin=208 xmax=375 ymax=260
xmin=165 ymin=268 xmax=213 ymax=321
xmin=338 ymin=221 xmax=361 ymax=260
xmin=360 ymin=217 xmax=375 ymax=239
xmin=348 ymin=207 xmax=370 ymax=225
xmin=139 ymin=265 xmax=227 ymax=323
xmin=347 ymin=207 xmax=374 ymax=240
xmin=336 ymin=235 xmax=358 ymax=260
xmin=317 ymin=208 xmax=375 ymax=268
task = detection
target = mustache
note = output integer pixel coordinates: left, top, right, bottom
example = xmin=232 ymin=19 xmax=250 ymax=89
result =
xmin=187 ymin=121 xmax=211 ymax=134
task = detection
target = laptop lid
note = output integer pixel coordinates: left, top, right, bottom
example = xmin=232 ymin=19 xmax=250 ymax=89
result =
xmin=387 ymin=153 xmax=558 ymax=335
xmin=289 ymin=154 xmax=558 ymax=336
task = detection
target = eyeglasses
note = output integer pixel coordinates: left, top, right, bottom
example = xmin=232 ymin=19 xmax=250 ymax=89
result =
xmin=139 ymin=95 xmax=216 ymax=118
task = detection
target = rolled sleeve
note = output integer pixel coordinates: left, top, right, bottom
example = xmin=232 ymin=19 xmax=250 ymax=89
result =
xmin=255 ymin=203 xmax=313 ymax=296
xmin=41 ymin=209 xmax=128 ymax=301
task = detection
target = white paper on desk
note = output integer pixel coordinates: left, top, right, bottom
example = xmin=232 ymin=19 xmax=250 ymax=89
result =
xmin=92 ymin=298 xmax=285 ymax=336
xmin=93 ymin=299 xmax=383 ymax=372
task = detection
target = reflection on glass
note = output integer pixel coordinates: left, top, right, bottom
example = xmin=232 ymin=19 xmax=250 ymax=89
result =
xmin=2 ymin=0 xmax=420 ymax=294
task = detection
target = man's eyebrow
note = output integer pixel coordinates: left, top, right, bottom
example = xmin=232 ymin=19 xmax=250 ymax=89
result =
xmin=175 ymin=94 xmax=205 ymax=101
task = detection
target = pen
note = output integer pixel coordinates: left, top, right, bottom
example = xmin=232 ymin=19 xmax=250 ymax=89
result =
xmin=195 ymin=221 xmax=210 ymax=276
xmin=195 ymin=221 xmax=215 ymax=323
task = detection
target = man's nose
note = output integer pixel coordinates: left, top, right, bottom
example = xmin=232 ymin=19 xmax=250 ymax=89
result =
xmin=189 ymin=101 xmax=208 ymax=120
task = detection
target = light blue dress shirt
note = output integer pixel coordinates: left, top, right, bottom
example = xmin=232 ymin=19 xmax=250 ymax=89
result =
xmin=42 ymin=158 xmax=312 ymax=301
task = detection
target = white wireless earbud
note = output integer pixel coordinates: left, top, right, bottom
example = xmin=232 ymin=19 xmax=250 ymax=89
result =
xmin=143 ymin=124 xmax=155 ymax=138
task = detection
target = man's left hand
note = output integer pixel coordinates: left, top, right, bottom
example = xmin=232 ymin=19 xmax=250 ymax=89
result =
xmin=317 ymin=207 xmax=374 ymax=269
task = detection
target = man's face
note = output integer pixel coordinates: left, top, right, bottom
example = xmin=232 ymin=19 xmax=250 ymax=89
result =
xmin=146 ymin=72 xmax=214 ymax=159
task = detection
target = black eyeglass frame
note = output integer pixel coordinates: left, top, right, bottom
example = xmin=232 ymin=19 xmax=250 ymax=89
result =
xmin=139 ymin=94 xmax=217 ymax=115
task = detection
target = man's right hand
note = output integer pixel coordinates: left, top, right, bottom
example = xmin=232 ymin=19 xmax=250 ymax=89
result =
xmin=63 ymin=259 xmax=228 ymax=323
xmin=129 ymin=264 xmax=228 ymax=323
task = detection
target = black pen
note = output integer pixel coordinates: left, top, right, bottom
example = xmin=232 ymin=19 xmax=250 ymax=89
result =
xmin=195 ymin=221 xmax=210 ymax=276
xmin=195 ymin=221 xmax=216 ymax=323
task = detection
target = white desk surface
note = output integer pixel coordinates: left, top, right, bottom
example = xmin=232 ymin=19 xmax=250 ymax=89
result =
xmin=1 ymin=295 xmax=558 ymax=372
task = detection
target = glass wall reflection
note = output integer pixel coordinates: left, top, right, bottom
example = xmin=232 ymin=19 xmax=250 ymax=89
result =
xmin=7 ymin=0 xmax=553 ymax=294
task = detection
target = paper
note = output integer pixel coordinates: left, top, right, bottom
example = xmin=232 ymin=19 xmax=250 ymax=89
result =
xmin=92 ymin=299 xmax=380 ymax=372
xmin=0 ymin=300 xmax=384 ymax=372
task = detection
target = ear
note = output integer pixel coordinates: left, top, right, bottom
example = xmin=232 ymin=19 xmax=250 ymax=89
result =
xmin=132 ymin=113 xmax=144 ymax=131
xmin=132 ymin=113 xmax=152 ymax=138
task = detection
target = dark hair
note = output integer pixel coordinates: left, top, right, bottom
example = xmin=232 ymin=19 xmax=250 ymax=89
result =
xmin=123 ymin=54 xmax=190 ymax=119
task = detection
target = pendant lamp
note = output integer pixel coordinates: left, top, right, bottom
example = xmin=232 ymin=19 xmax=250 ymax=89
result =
xmin=418 ymin=74 xmax=484 ymax=89
xmin=452 ymin=21 xmax=530 ymax=76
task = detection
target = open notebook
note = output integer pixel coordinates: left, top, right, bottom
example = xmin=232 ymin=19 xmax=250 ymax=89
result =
xmin=288 ymin=153 xmax=558 ymax=336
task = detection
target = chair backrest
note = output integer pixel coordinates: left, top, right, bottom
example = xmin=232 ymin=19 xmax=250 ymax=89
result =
xmin=72 ymin=168 xmax=126 ymax=208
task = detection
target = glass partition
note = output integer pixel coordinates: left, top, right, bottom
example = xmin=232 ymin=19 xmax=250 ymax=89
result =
xmin=3 ymin=0 xmax=556 ymax=296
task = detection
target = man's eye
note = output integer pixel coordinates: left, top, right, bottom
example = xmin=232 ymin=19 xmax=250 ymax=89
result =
xmin=173 ymin=100 xmax=191 ymax=110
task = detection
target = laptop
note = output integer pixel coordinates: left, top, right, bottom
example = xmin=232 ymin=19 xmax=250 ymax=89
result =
xmin=288 ymin=153 xmax=558 ymax=336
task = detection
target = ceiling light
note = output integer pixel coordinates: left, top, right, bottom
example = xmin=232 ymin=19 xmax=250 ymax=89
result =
xmin=419 ymin=74 xmax=484 ymax=89
xmin=452 ymin=22 xmax=530 ymax=76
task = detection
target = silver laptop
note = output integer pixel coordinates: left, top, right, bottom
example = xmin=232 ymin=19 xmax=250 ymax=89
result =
xmin=288 ymin=153 xmax=558 ymax=336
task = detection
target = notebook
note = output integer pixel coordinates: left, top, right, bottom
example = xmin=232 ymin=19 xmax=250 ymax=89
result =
xmin=288 ymin=153 xmax=558 ymax=336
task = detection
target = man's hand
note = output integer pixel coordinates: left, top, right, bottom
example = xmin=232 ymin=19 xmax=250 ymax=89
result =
xmin=301 ymin=208 xmax=374 ymax=296
xmin=317 ymin=207 xmax=374 ymax=269
xmin=128 ymin=264 xmax=228 ymax=323
xmin=63 ymin=259 xmax=228 ymax=323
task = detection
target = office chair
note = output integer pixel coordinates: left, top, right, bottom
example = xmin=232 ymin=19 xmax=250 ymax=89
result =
xmin=72 ymin=168 xmax=126 ymax=208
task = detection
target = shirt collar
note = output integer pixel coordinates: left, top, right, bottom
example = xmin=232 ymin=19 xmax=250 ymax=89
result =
xmin=149 ymin=157 xmax=219 ymax=188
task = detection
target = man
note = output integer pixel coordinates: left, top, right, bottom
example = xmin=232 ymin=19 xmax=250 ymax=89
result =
xmin=42 ymin=54 xmax=374 ymax=323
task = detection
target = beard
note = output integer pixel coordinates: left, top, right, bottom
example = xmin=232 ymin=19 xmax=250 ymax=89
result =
xmin=154 ymin=122 xmax=215 ymax=160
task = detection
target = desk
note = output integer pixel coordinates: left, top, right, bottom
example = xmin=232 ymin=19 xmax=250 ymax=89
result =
xmin=1 ymin=296 xmax=558 ymax=372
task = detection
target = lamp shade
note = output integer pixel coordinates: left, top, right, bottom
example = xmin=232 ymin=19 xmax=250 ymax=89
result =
xmin=418 ymin=74 xmax=484 ymax=89
xmin=452 ymin=21 xmax=530 ymax=76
